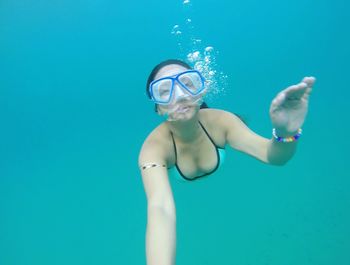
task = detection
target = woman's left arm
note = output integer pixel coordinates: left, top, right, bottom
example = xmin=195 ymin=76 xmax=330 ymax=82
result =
xmin=222 ymin=76 xmax=316 ymax=166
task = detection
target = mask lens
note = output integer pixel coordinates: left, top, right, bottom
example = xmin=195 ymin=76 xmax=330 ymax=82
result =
xmin=151 ymin=79 xmax=173 ymax=103
xmin=178 ymin=72 xmax=204 ymax=94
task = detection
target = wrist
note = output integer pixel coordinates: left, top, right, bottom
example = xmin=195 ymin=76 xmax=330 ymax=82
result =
xmin=272 ymin=128 xmax=302 ymax=143
xmin=274 ymin=128 xmax=299 ymax=137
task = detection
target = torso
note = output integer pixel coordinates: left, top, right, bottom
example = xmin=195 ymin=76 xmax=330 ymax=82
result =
xmin=148 ymin=108 xmax=227 ymax=180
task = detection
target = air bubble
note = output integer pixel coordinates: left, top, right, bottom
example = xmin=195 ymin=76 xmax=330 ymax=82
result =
xmin=171 ymin=2 xmax=228 ymax=101
xmin=205 ymin=46 xmax=214 ymax=52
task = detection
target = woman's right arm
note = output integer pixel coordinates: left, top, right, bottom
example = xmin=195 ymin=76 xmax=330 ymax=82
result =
xmin=138 ymin=139 xmax=177 ymax=265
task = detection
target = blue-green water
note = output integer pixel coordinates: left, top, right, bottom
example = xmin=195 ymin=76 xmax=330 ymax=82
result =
xmin=1 ymin=1 xmax=349 ymax=264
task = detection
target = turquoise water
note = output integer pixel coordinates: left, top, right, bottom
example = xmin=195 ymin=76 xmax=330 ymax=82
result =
xmin=1 ymin=0 xmax=349 ymax=264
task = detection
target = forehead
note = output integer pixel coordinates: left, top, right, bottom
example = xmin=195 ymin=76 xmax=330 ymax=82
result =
xmin=154 ymin=64 xmax=189 ymax=80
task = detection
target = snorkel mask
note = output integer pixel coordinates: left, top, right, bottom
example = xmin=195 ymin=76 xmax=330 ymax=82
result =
xmin=148 ymin=69 xmax=207 ymax=121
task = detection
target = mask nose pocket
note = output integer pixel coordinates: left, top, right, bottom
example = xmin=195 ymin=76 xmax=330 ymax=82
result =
xmin=173 ymin=84 xmax=190 ymax=100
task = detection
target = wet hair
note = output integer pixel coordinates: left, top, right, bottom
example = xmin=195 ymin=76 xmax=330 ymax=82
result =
xmin=146 ymin=59 xmax=209 ymax=112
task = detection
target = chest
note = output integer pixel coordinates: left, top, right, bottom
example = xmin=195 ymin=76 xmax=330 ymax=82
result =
xmin=168 ymin=125 xmax=226 ymax=178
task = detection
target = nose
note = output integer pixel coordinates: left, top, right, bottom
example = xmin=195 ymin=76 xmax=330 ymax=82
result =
xmin=173 ymin=83 xmax=187 ymax=98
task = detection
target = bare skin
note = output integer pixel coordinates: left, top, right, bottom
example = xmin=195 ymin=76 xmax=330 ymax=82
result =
xmin=149 ymin=108 xmax=227 ymax=179
xmin=142 ymin=64 xmax=316 ymax=178
xmin=139 ymin=63 xmax=316 ymax=265
xmin=149 ymin=64 xmax=227 ymax=178
xmin=270 ymin=76 xmax=315 ymax=135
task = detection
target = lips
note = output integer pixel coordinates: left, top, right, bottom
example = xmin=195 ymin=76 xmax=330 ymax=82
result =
xmin=176 ymin=105 xmax=191 ymax=113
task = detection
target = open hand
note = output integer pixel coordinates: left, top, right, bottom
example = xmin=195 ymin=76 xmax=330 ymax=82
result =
xmin=269 ymin=76 xmax=316 ymax=136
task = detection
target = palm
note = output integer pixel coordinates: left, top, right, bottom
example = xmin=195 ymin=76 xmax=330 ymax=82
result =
xmin=269 ymin=76 xmax=316 ymax=134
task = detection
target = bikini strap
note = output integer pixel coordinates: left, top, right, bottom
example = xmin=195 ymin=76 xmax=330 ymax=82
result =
xmin=198 ymin=120 xmax=219 ymax=148
xmin=171 ymin=121 xmax=219 ymax=165
xmin=170 ymin=132 xmax=178 ymax=164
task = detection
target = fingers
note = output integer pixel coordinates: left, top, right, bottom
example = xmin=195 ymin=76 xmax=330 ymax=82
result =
xmin=284 ymin=76 xmax=315 ymax=95
xmin=283 ymin=82 xmax=308 ymax=100
xmin=305 ymin=86 xmax=312 ymax=95
xmin=271 ymin=92 xmax=286 ymax=109
xmin=302 ymin=76 xmax=316 ymax=87
xmin=299 ymin=76 xmax=316 ymax=99
xmin=276 ymin=92 xmax=286 ymax=102
xmin=273 ymin=76 xmax=316 ymax=106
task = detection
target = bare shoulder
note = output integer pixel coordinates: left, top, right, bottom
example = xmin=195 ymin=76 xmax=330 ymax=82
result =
xmin=138 ymin=123 xmax=172 ymax=167
xmin=196 ymin=108 xmax=241 ymax=148
xmin=199 ymin=108 xmax=242 ymax=130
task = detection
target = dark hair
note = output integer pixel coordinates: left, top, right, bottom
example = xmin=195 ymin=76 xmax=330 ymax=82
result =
xmin=145 ymin=59 xmax=247 ymax=125
xmin=146 ymin=59 xmax=209 ymax=112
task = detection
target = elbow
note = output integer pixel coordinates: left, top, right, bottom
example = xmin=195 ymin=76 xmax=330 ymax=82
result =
xmin=267 ymin=152 xmax=295 ymax=166
xmin=267 ymin=158 xmax=290 ymax=167
xmin=272 ymin=161 xmax=287 ymax=166
xmin=268 ymin=158 xmax=291 ymax=166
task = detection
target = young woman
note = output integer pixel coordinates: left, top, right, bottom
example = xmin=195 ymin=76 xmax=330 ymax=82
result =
xmin=138 ymin=59 xmax=315 ymax=265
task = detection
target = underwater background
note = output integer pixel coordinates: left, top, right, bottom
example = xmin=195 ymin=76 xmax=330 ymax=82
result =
xmin=1 ymin=0 xmax=349 ymax=264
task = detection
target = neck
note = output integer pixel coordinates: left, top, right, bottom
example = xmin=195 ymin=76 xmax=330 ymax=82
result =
xmin=166 ymin=114 xmax=202 ymax=143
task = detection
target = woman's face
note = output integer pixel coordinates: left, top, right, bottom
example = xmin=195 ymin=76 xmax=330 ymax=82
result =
xmin=153 ymin=64 xmax=206 ymax=121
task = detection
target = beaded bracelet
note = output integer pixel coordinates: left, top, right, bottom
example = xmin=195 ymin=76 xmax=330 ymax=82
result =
xmin=272 ymin=128 xmax=302 ymax=143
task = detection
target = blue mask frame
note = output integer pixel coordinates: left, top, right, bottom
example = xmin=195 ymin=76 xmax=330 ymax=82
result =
xmin=148 ymin=70 xmax=206 ymax=105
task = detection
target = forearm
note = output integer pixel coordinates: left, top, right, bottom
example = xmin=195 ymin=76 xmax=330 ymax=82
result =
xmin=146 ymin=206 xmax=176 ymax=265
xmin=267 ymin=129 xmax=299 ymax=165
